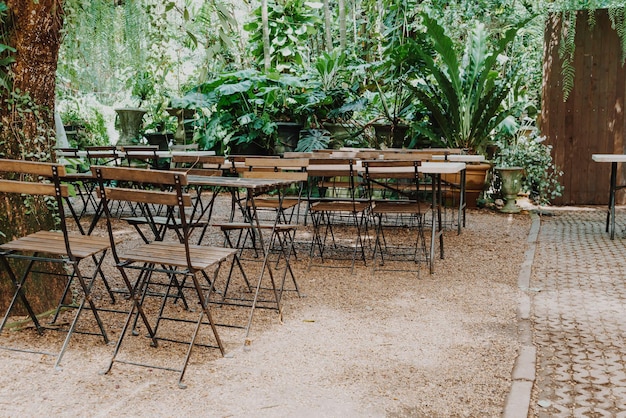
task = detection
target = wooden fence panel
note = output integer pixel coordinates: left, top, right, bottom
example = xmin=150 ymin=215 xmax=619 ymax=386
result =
xmin=542 ymin=9 xmax=626 ymax=205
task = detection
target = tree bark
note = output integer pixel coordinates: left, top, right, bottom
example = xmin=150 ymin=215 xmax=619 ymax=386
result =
xmin=261 ymin=0 xmax=270 ymax=71
xmin=339 ymin=0 xmax=346 ymax=51
xmin=0 ymin=0 xmax=66 ymax=315
xmin=324 ymin=0 xmax=332 ymax=52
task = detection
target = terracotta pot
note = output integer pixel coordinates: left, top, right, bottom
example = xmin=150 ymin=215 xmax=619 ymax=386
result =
xmin=441 ymin=162 xmax=492 ymax=208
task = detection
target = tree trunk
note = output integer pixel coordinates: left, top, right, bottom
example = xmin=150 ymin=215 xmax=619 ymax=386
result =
xmin=0 ymin=0 xmax=67 ymax=316
xmin=338 ymin=0 xmax=346 ymax=51
xmin=261 ymin=0 xmax=270 ymax=71
xmin=324 ymin=0 xmax=332 ymax=52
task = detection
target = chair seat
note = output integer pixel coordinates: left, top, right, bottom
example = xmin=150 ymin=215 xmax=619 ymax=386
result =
xmin=122 ymin=215 xmax=207 ymax=227
xmin=213 ymin=222 xmax=298 ymax=231
xmin=120 ymin=242 xmax=236 ymax=270
xmin=246 ymin=198 xmax=300 ymax=210
xmin=371 ymin=201 xmax=423 ymax=214
xmin=0 ymin=230 xmax=111 ymax=259
xmin=310 ymin=201 xmax=369 ymax=213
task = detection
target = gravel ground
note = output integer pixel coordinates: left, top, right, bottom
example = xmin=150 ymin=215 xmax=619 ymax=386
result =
xmin=0 ymin=196 xmax=530 ymax=417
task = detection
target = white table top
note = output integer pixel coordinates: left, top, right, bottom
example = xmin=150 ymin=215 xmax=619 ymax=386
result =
xmin=308 ymin=161 xmax=466 ymax=175
xmin=431 ymin=154 xmax=485 ymax=163
xmin=592 ymin=154 xmax=626 ymax=163
xmin=419 ymin=161 xmax=466 ymax=174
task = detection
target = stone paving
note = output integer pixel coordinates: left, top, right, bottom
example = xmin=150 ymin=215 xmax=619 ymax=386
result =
xmin=530 ymin=208 xmax=626 ymax=416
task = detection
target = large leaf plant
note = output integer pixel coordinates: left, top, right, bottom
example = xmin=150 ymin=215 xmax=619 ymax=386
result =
xmin=405 ymin=12 xmax=531 ymax=155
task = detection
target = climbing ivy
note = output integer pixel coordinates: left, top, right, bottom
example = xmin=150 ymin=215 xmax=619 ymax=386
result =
xmin=0 ymin=1 xmax=15 ymax=94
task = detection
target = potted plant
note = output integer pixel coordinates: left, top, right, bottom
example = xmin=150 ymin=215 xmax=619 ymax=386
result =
xmin=143 ymin=101 xmax=176 ymax=151
xmin=264 ymin=72 xmax=308 ymax=154
xmin=492 ymin=123 xmax=564 ymax=208
xmin=299 ymin=50 xmax=367 ymax=148
xmin=403 ymin=13 xmax=531 ymax=205
xmin=59 ymin=104 xmax=109 ymax=149
xmin=115 ymin=71 xmax=154 ymax=146
xmin=364 ymin=11 xmax=426 ymax=150
xmin=404 ymin=13 xmax=530 ymax=156
xmin=184 ymin=69 xmax=298 ymax=155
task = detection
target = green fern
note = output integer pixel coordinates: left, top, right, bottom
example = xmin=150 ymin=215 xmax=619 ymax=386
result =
xmin=558 ymin=10 xmax=577 ymax=101
xmin=609 ymin=6 xmax=626 ymax=64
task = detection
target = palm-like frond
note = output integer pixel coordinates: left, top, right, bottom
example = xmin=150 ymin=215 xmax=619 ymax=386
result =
xmin=404 ymin=12 xmax=530 ymax=154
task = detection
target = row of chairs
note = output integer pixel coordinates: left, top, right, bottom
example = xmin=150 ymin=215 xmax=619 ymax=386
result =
xmin=60 ymin=148 xmax=452 ymax=274
xmin=0 ymin=159 xmax=239 ymax=387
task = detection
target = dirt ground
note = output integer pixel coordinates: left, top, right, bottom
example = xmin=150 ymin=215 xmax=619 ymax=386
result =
xmin=0 ymin=200 xmax=530 ymax=417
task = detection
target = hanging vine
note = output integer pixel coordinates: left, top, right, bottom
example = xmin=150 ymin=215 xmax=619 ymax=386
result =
xmin=608 ymin=6 xmax=626 ymax=63
xmin=550 ymin=1 xmax=626 ymax=101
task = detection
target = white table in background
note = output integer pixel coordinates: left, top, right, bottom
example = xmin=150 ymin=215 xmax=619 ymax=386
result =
xmin=420 ymin=162 xmax=466 ymax=273
xmin=592 ymin=154 xmax=626 ymax=239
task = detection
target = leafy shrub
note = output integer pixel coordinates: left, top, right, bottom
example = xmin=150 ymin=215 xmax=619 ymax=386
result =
xmin=492 ymin=127 xmax=563 ymax=205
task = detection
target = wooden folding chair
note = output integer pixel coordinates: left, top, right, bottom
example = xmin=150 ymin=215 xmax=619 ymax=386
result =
xmin=0 ymin=159 xmax=111 ymax=368
xmin=170 ymin=154 xmax=224 ymax=177
xmin=120 ymin=145 xmax=162 ymax=169
xmin=210 ymin=158 xmax=306 ymax=295
xmin=85 ymin=145 xmax=121 ymax=166
xmin=362 ymin=160 xmax=429 ymax=276
xmin=92 ymin=165 xmax=237 ymax=387
xmin=55 ymin=147 xmax=100 ymax=233
xmin=242 ymin=157 xmax=309 ymax=223
xmin=306 ymin=158 xmax=370 ymax=273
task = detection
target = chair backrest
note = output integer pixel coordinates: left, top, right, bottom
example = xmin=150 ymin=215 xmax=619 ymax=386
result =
xmin=55 ymin=147 xmax=81 ymax=159
xmin=306 ymin=158 xmax=364 ymax=200
xmin=242 ymin=158 xmax=308 ymax=182
xmin=226 ymin=154 xmax=276 ymax=174
xmin=120 ymin=145 xmax=160 ymax=168
xmin=170 ymin=155 xmax=225 ymax=176
xmin=0 ymin=159 xmax=73 ymax=254
xmin=361 ymin=159 xmax=422 ymax=202
xmin=283 ymin=151 xmax=313 ymax=158
xmin=85 ymin=145 xmax=121 ymax=166
xmin=92 ymin=166 xmax=195 ymax=265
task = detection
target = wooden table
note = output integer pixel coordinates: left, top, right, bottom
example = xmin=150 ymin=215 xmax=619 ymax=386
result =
xmin=420 ymin=162 xmax=466 ymax=273
xmin=186 ymin=175 xmax=299 ymax=339
xmin=347 ymin=160 xmax=467 ymax=273
xmin=592 ymin=154 xmax=626 ymax=239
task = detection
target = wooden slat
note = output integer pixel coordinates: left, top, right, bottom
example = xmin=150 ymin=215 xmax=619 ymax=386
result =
xmin=213 ymin=222 xmax=298 ymax=231
xmin=244 ymin=157 xmax=308 ymax=169
xmin=0 ymin=230 xmax=110 ymax=259
xmin=171 ymin=155 xmax=224 ymax=165
xmin=242 ymin=171 xmax=307 ymax=181
xmin=92 ymin=166 xmax=189 ymax=186
xmin=0 ymin=180 xmax=69 ymax=197
xmin=104 ymin=187 xmax=191 ymax=206
xmin=121 ymin=242 xmax=235 ymax=270
xmin=0 ymin=159 xmax=65 ymax=177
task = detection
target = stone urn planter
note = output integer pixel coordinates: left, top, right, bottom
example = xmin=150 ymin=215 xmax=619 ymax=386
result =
xmin=496 ymin=166 xmax=524 ymax=213
xmin=115 ymin=108 xmax=146 ymax=146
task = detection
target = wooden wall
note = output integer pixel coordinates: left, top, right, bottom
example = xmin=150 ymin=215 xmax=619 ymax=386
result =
xmin=542 ymin=10 xmax=626 ymax=205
